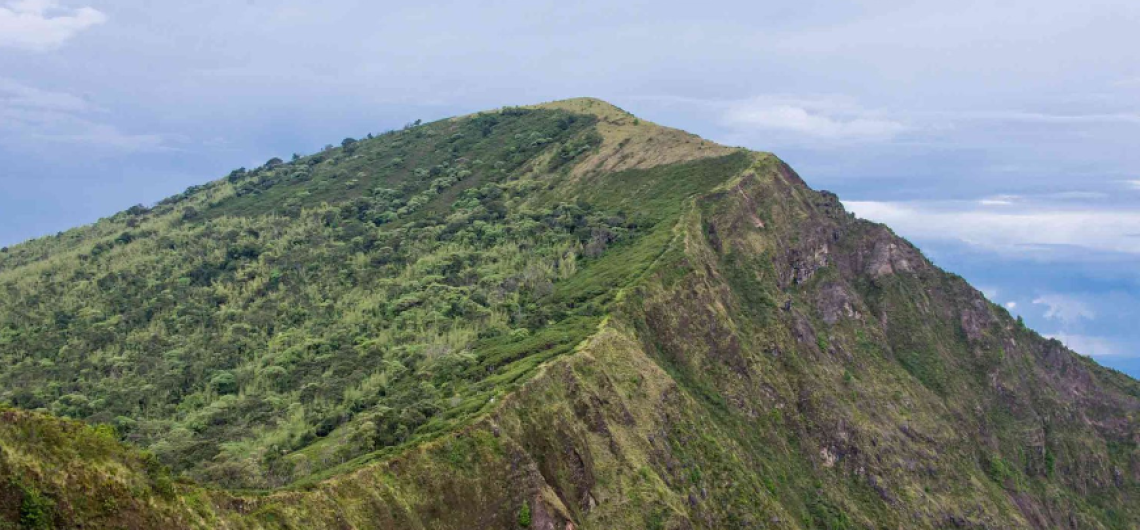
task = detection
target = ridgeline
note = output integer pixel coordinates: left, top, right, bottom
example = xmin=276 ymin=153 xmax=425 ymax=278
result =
xmin=1 ymin=99 xmax=1137 ymax=529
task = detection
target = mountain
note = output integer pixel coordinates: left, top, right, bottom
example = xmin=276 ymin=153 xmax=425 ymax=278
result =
xmin=1 ymin=98 xmax=1137 ymax=529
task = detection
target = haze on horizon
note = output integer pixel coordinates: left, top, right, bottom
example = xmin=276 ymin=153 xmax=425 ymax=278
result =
xmin=2 ymin=0 xmax=1138 ymax=375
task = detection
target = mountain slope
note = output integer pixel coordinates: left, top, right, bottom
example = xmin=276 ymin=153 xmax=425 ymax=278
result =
xmin=1 ymin=98 xmax=1138 ymax=529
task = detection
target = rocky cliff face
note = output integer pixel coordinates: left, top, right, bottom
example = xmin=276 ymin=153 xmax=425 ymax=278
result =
xmin=1 ymin=99 xmax=1137 ymax=529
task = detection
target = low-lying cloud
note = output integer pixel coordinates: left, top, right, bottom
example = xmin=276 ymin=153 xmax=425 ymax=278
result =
xmin=721 ymin=96 xmax=908 ymax=142
xmin=844 ymin=199 xmax=1140 ymax=257
xmin=1046 ymin=333 xmax=1122 ymax=358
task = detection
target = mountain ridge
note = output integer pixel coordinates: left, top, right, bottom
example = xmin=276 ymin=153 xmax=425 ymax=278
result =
xmin=1 ymin=99 xmax=1138 ymax=529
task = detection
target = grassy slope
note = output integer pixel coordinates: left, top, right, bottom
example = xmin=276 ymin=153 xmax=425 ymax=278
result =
xmin=0 ymin=100 xmax=743 ymax=490
xmin=1 ymin=99 xmax=1138 ymax=529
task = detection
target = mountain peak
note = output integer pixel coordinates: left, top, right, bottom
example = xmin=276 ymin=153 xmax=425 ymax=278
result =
xmin=522 ymin=97 xmax=743 ymax=175
xmin=529 ymin=97 xmax=636 ymax=121
xmin=0 ymin=99 xmax=1137 ymax=529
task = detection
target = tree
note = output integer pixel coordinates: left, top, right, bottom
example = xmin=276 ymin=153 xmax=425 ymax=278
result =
xmin=180 ymin=206 xmax=199 ymax=221
xmin=210 ymin=372 xmax=238 ymax=395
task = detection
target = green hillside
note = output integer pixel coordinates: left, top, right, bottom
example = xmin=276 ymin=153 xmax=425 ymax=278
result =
xmin=1 ymin=98 xmax=1137 ymax=529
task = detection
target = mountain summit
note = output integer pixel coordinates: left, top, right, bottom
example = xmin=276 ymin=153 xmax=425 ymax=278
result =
xmin=1 ymin=99 xmax=1137 ymax=529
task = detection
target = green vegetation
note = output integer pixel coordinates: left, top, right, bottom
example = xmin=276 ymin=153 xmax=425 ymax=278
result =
xmin=16 ymin=481 xmax=53 ymax=530
xmin=0 ymin=98 xmax=1137 ymax=529
xmin=0 ymin=108 xmax=617 ymax=488
xmin=0 ymin=406 xmax=185 ymax=528
xmin=0 ymin=103 xmax=749 ymax=491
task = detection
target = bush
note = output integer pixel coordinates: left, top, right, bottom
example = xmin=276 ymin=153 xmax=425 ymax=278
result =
xmin=16 ymin=482 xmax=54 ymax=529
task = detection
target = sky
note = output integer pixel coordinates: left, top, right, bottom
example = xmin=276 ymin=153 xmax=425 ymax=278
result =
xmin=1 ymin=0 xmax=1138 ymax=376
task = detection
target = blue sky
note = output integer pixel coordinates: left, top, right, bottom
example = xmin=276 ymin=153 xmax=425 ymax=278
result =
xmin=1 ymin=1 xmax=1138 ymax=376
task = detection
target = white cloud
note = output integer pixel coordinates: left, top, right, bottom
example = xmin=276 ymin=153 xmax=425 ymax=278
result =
xmin=0 ymin=0 xmax=106 ymax=51
xmin=1005 ymin=302 xmax=1017 ymax=310
xmin=1033 ymin=294 xmax=1095 ymax=324
xmin=0 ymin=77 xmax=94 ymax=112
xmin=1046 ymin=333 xmax=1121 ymax=358
xmin=721 ymin=96 xmax=907 ymax=141
xmin=1126 ymin=180 xmax=1140 ymax=190
xmin=1114 ymin=77 xmax=1140 ymax=89
xmin=940 ymin=110 xmax=1140 ymax=126
xmin=1047 ymin=191 xmax=1108 ymax=201
xmin=0 ymin=78 xmax=168 ymax=153
xmin=844 ymin=200 xmax=1140 ymax=257
xmin=32 ymin=123 xmax=167 ymax=152
xmin=979 ymin=194 xmax=1020 ymax=206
